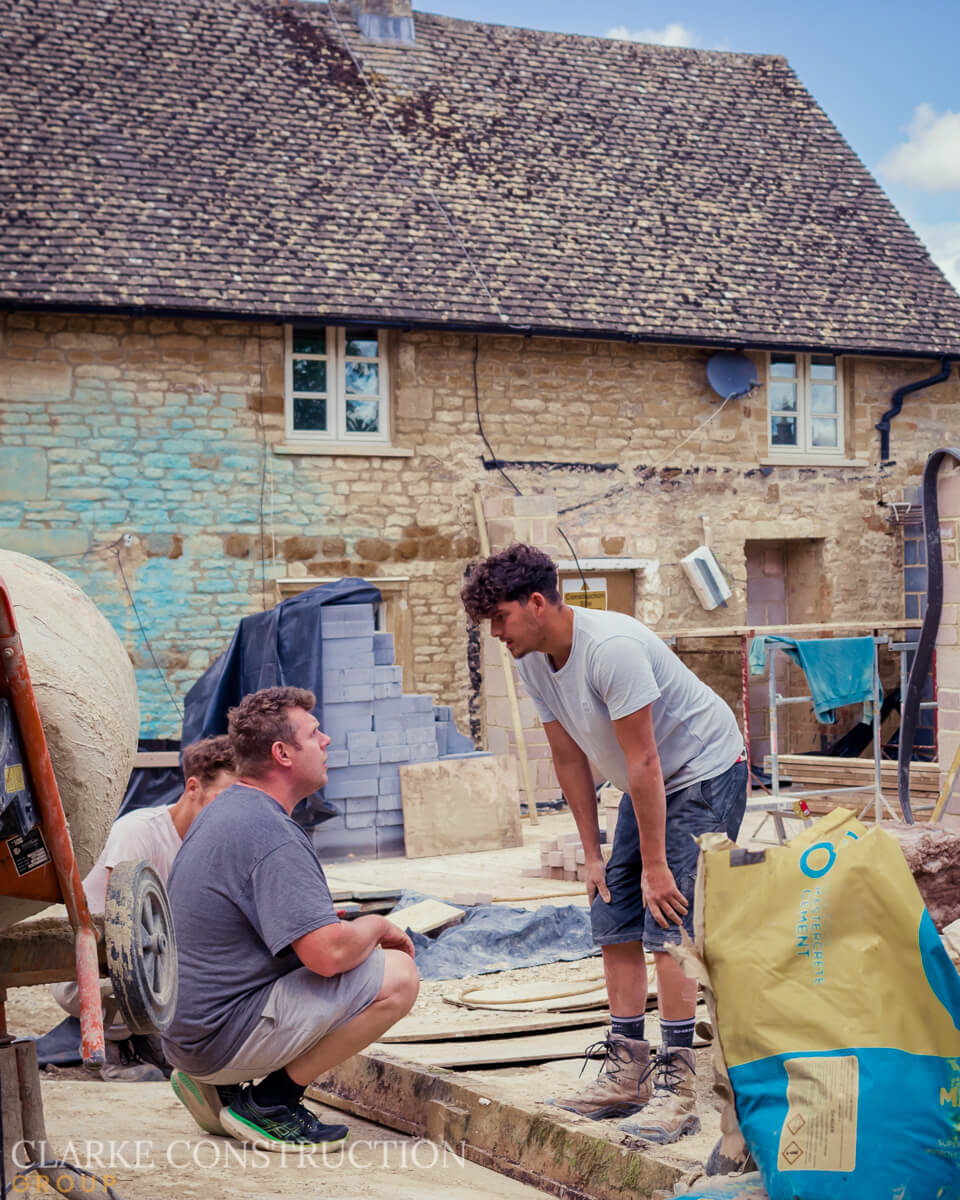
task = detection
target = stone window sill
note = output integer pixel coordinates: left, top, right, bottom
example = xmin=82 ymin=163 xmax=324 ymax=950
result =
xmin=760 ymin=457 xmax=868 ymax=468
xmin=274 ymin=442 xmax=414 ymax=458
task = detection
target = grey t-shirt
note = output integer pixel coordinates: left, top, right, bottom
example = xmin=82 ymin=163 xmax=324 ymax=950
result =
xmin=162 ymin=783 xmax=339 ymax=1075
xmin=516 ymin=607 xmax=742 ymax=794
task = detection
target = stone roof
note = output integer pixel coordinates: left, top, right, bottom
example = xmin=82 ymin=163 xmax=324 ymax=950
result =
xmin=2 ymin=0 xmax=959 ymax=355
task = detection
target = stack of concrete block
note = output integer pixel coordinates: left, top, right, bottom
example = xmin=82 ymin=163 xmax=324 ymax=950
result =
xmin=313 ymin=602 xmax=483 ymax=861
xmin=523 ymin=830 xmax=610 ymax=881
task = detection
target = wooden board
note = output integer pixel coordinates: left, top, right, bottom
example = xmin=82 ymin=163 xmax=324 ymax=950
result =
xmin=400 ymin=754 xmax=523 ymax=858
xmin=384 ymin=899 xmax=465 ymax=935
xmin=380 ymin=1009 xmax=609 ymax=1043
xmin=369 ymin=1025 xmax=608 ymax=1068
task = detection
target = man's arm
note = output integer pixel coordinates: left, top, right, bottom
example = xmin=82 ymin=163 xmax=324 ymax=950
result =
xmin=542 ymin=720 xmax=610 ymax=904
xmin=612 ymin=706 xmax=687 ymax=929
xmin=292 ymin=915 xmax=414 ymax=977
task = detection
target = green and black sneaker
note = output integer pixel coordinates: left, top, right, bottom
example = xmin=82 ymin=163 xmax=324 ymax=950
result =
xmin=221 ymin=1088 xmax=349 ymax=1152
xmin=170 ymin=1070 xmax=243 ymax=1136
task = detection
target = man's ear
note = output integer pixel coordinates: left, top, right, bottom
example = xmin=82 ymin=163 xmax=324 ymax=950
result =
xmin=183 ymin=776 xmax=203 ymax=800
xmin=271 ymin=739 xmax=290 ymax=768
xmin=528 ymin=591 xmax=547 ymax=617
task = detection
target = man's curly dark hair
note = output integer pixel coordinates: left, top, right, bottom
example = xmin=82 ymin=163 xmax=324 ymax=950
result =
xmin=461 ymin=543 xmax=560 ymax=623
xmin=227 ymin=686 xmax=316 ymax=775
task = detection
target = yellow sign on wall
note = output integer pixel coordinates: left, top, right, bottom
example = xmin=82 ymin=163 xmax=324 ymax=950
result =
xmin=563 ymin=577 xmax=607 ymax=609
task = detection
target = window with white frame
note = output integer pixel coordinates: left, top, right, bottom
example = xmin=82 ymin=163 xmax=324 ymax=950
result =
xmin=767 ymin=353 xmax=844 ymax=456
xmin=285 ymin=325 xmax=389 ymax=444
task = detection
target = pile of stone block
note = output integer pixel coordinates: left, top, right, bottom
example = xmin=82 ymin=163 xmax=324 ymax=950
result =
xmin=314 ymin=603 xmax=479 ymax=860
xmin=524 ymin=830 xmax=610 ymax=881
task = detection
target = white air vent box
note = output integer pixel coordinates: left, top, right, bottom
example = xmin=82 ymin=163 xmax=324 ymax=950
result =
xmin=680 ymin=546 xmax=731 ymax=610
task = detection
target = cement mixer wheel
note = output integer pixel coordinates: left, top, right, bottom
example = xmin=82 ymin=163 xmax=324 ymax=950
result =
xmin=104 ymin=860 xmax=179 ymax=1035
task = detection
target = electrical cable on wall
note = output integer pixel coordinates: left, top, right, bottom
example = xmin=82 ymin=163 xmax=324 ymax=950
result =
xmin=111 ymin=543 xmax=185 ymax=721
xmin=257 ymin=329 xmax=269 ymax=611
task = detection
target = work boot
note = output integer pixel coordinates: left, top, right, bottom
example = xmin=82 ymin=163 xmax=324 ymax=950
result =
xmin=618 ymin=1046 xmax=700 ymax=1143
xmin=547 ymin=1033 xmax=653 ymax=1121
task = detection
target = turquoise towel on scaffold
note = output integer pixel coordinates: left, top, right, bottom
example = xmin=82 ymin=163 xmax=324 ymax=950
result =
xmin=748 ymin=635 xmax=877 ymax=724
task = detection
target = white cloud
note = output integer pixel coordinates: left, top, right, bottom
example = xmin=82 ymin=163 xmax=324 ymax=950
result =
xmin=915 ymin=220 xmax=960 ymax=293
xmin=878 ymin=104 xmax=960 ymax=191
xmin=606 ymin=23 xmax=698 ymax=48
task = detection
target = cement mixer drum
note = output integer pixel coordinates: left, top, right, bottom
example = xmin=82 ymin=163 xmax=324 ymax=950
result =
xmin=0 ymin=550 xmax=139 ymax=929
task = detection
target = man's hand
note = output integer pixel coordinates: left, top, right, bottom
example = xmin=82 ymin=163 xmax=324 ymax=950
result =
xmin=583 ymin=858 xmax=611 ymax=905
xmin=641 ymin=862 xmax=688 ymax=928
xmin=379 ymin=922 xmax=416 ymax=959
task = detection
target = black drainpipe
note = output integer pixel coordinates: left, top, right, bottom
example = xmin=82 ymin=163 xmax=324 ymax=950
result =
xmin=876 ymin=358 xmax=954 ymax=461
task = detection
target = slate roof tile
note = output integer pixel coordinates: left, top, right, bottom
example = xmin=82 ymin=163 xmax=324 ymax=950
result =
xmin=1 ymin=0 xmax=959 ymax=354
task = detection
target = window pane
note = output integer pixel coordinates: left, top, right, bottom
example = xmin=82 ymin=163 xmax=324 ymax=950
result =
xmin=346 ymin=397 xmax=380 ymax=433
xmin=293 ymin=359 xmax=327 ymax=392
xmin=292 ymin=329 xmax=326 ymax=355
xmin=810 ymin=383 xmax=837 ymax=414
xmin=770 ymin=380 xmax=797 ymax=412
xmin=345 ymin=362 xmax=380 ymax=395
xmin=345 ymin=328 xmax=379 ymax=357
xmin=770 ymin=354 xmax=797 ymax=379
xmin=811 ymin=417 xmax=839 ymax=448
xmin=293 ymin=395 xmax=327 ymax=431
xmin=771 ymin=415 xmax=797 ymax=446
xmin=810 ymin=356 xmax=837 ymax=380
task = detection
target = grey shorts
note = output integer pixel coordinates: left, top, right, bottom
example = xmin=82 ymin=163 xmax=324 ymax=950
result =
xmin=590 ymin=760 xmax=747 ymax=953
xmin=186 ymin=949 xmax=385 ymax=1085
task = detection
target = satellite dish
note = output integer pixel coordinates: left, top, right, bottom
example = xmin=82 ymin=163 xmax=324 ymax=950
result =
xmin=706 ymin=352 xmax=759 ymax=402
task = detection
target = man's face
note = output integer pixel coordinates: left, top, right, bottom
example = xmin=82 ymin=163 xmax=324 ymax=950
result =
xmin=489 ymin=597 xmax=544 ymax=658
xmin=283 ymin=706 xmax=331 ymax=793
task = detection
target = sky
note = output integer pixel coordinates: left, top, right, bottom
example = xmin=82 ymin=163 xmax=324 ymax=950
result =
xmin=410 ymin=0 xmax=960 ymax=291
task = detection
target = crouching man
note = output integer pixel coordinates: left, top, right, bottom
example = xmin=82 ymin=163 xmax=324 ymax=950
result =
xmin=163 ymin=686 xmax=419 ymax=1151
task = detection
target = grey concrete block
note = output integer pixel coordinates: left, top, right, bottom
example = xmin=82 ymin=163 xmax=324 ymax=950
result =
xmin=377 ymin=791 xmax=403 ymax=811
xmin=411 ymin=694 xmax=434 ymax=712
xmin=376 ymin=810 xmax=405 ymax=826
xmin=320 ymin=603 xmax=375 ymax=625
xmin=435 ymin=723 xmax=449 ymax=755
xmin=375 ymin=666 xmax=403 ymax=684
xmin=315 ymin=813 xmax=345 ymax=830
xmin=326 ymin=763 xmax=379 ymax=784
xmin=325 ymin=748 xmax=349 ymax=769
xmin=433 ymin=706 xmax=453 ymax=722
xmin=377 ymin=825 xmax=405 ymax=856
xmin=322 ymin=640 xmax=375 ymax=668
xmin=379 ymin=775 xmax=401 ymax=795
xmin=379 ymin=744 xmax=410 ymax=763
xmin=375 ymin=728 xmax=406 ymax=747
xmin=408 ymin=744 xmax=438 ymax=762
xmin=346 ymin=730 xmax=379 ymax=749
xmin=403 ymin=725 xmax=436 ymax=745
xmin=373 ymin=633 xmax=395 ymax=664
xmin=374 ymin=682 xmax=402 ymax=699
xmin=323 ymin=682 xmax=375 ymax=703
xmin=348 ymin=747 xmax=380 ymax=766
xmin=373 ymin=698 xmax=405 ymax=719
xmin=324 ymin=668 xmax=376 ymax=687
xmin=346 ymin=811 xmax=377 ymax=829
xmin=324 ymin=773 xmax=379 ymax=800
xmin=344 ymin=795 xmax=378 ymax=813
xmin=439 ymin=751 xmax=493 ymax=760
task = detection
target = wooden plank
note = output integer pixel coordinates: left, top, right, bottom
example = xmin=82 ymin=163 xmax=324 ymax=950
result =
xmin=133 ymin=751 xmax=180 ymax=768
xmin=370 ymin=1025 xmax=609 ymax=1068
xmin=400 ymin=754 xmax=523 ymax=858
xmin=309 ymin=1049 xmax=685 ymax=1199
xmin=384 ymin=899 xmax=465 ymax=935
xmin=380 ymin=1009 xmax=610 ymax=1043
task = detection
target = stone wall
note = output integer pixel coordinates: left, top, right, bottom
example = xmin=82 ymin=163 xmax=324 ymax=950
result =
xmin=1 ymin=310 xmax=956 ymax=751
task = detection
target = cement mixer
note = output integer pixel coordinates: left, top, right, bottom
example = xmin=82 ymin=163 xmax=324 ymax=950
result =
xmin=0 ymin=551 xmax=178 ymax=1068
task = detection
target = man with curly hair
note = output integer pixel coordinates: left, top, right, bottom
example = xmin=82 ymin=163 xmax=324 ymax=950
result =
xmin=163 ymin=686 xmax=419 ymax=1152
xmin=462 ymin=544 xmax=746 ymax=1144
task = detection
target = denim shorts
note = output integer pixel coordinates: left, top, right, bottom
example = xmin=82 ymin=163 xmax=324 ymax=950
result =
xmin=590 ymin=759 xmax=747 ymax=953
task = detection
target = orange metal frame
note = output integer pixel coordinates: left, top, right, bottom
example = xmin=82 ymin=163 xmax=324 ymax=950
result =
xmin=0 ymin=578 xmax=104 ymax=1064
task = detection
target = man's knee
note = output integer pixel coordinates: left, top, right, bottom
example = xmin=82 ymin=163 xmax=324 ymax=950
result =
xmin=379 ymin=949 xmax=419 ymax=1013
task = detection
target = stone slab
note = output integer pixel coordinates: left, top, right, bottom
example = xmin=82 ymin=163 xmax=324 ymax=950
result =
xmin=400 ymin=755 xmax=523 ymax=859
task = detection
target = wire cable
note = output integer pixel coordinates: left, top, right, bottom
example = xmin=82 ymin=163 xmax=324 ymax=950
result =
xmin=257 ymin=329 xmax=269 ymax=611
xmin=111 ymin=544 xmax=185 ymax=721
xmin=558 ymin=390 xmax=737 ymax=517
xmin=325 ymin=5 xmax=509 ymax=326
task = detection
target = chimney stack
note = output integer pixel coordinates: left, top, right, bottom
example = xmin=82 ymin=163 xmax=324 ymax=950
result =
xmin=351 ymin=0 xmax=415 ymax=44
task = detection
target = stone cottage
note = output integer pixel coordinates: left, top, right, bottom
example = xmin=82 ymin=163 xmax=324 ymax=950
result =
xmin=2 ymin=0 xmax=960 ymax=817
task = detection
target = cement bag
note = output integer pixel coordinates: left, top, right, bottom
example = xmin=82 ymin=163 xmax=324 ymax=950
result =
xmin=699 ymin=809 xmax=960 ymax=1200
xmin=0 ymin=550 xmax=139 ymax=927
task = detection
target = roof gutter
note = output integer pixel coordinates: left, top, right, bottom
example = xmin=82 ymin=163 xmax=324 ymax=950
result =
xmin=876 ymin=358 xmax=955 ymax=462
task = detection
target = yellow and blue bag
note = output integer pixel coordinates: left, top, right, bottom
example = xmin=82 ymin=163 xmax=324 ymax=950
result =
xmin=698 ymin=809 xmax=960 ymax=1199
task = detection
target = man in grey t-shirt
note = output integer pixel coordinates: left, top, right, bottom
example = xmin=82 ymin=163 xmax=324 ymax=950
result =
xmin=462 ymin=545 xmax=746 ymax=1146
xmin=164 ymin=686 xmax=419 ymax=1152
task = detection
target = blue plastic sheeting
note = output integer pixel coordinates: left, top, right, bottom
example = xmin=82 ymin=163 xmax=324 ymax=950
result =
xmin=394 ymin=893 xmax=599 ymax=981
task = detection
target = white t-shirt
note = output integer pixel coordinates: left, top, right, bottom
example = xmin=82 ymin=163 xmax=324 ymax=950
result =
xmin=82 ymin=805 xmax=182 ymax=914
xmin=516 ymin=606 xmax=743 ymax=794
